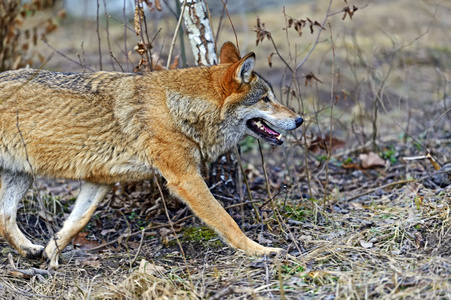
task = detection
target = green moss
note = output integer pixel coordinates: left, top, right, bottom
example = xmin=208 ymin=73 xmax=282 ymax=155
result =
xmin=182 ymin=227 xmax=216 ymax=241
xmin=168 ymin=227 xmax=223 ymax=248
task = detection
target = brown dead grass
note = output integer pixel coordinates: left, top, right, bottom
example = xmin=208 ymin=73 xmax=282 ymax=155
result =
xmin=1 ymin=171 xmax=450 ymax=299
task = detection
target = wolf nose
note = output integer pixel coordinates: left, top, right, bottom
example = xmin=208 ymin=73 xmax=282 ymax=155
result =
xmin=295 ymin=116 xmax=303 ymax=128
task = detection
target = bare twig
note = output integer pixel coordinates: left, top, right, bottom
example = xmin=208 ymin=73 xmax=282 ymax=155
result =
xmin=96 ymin=0 xmax=102 ymax=70
xmin=130 ymin=228 xmax=146 ymax=266
xmin=323 ymin=21 xmax=335 ymax=210
xmin=41 ymin=38 xmax=94 ymax=72
xmin=10 ymin=268 xmax=50 ymax=277
xmin=220 ymin=0 xmax=239 ymax=52
xmin=102 ymin=0 xmax=115 ymax=70
xmin=296 ymin=0 xmax=333 ymax=71
xmin=215 ymin=0 xmax=228 ymax=46
xmin=258 ymin=140 xmax=282 ymax=232
xmin=167 ymin=0 xmax=186 ymax=69
xmin=123 ymin=0 xmax=129 ymax=71
xmin=235 ymin=147 xmax=261 ymax=222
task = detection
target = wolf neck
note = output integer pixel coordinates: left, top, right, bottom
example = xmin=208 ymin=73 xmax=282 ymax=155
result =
xmin=166 ymin=91 xmax=240 ymax=161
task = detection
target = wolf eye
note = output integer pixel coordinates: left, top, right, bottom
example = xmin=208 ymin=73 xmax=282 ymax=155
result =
xmin=262 ymin=96 xmax=270 ymax=103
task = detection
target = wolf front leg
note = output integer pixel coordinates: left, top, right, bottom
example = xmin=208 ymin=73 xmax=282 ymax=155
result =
xmin=44 ymin=182 xmax=111 ymax=269
xmin=162 ymin=165 xmax=282 ymax=255
xmin=0 ymin=169 xmax=44 ymax=258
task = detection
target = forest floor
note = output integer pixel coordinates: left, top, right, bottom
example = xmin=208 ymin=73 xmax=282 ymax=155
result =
xmin=1 ymin=0 xmax=451 ymax=299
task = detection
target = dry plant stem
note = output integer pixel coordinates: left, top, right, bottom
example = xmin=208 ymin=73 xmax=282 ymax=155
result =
xmin=141 ymin=7 xmax=153 ymax=60
xmin=80 ymin=42 xmax=87 ymax=71
xmin=214 ymin=0 xmax=228 ymax=46
xmin=123 ymin=0 xmax=129 ymax=71
xmin=323 ymin=21 xmax=335 ymax=210
xmin=130 ymin=228 xmax=145 ymax=267
xmin=102 ymin=0 xmax=115 ymax=70
xmin=153 ymin=175 xmax=194 ymax=290
xmin=109 ymin=50 xmax=124 ymax=72
xmin=257 ymin=140 xmax=283 ymax=232
xmin=274 ymin=208 xmax=306 ymax=265
xmin=371 ymin=11 xmax=436 ymax=150
xmin=11 ymin=268 xmax=49 ymax=277
xmin=167 ymin=0 xmax=187 ymax=69
xmin=375 ymin=93 xmax=425 ymax=152
xmin=295 ymin=0 xmax=333 ymax=71
xmin=263 ymin=257 xmax=273 ymax=299
xmin=135 ymin=0 xmax=152 ymax=71
xmin=270 ymin=37 xmax=292 ymax=73
xmin=277 ymin=263 xmax=286 ymax=300
xmin=41 ymin=38 xmax=94 ymax=72
xmin=114 ymin=208 xmax=133 ymax=267
xmin=235 ymin=147 xmax=261 ymax=222
xmin=175 ymin=0 xmax=187 ymax=67
xmin=280 ymin=8 xmax=313 ymax=200
xmin=425 ymin=106 xmax=451 ymax=143
xmin=220 ymin=0 xmax=239 ymax=52
xmin=96 ymin=0 xmax=102 ymax=70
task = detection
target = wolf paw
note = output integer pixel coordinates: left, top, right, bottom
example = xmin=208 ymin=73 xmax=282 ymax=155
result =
xmin=251 ymin=246 xmax=285 ymax=256
xmin=43 ymin=247 xmax=61 ymax=270
xmin=233 ymin=236 xmax=285 ymax=256
xmin=22 ymin=244 xmax=45 ymax=259
xmin=262 ymin=246 xmax=285 ymax=255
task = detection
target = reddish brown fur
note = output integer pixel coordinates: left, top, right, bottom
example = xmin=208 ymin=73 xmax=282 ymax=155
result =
xmin=0 ymin=42 xmax=302 ymax=268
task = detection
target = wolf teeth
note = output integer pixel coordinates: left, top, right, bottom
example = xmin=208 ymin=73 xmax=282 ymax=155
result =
xmin=254 ymin=120 xmax=265 ymax=130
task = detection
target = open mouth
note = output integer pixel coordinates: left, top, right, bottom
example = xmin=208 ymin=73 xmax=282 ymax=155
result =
xmin=246 ymin=118 xmax=283 ymax=145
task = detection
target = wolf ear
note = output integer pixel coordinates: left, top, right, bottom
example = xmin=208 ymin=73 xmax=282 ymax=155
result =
xmin=219 ymin=42 xmax=241 ymax=64
xmin=234 ymin=53 xmax=255 ymax=84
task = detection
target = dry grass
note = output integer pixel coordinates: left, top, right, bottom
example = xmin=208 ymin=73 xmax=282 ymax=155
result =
xmin=1 ymin=180 xmax=449 ymax=299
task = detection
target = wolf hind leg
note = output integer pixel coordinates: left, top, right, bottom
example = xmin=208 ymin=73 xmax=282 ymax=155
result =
xmin=0 ymin=169 xmax=44 ymax=258
xmin=44 ymin=182 xmax=111 ymax=269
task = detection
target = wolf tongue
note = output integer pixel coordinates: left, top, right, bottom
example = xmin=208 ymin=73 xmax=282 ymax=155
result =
xmin=254 ymin=119 xmax=281 ymax=137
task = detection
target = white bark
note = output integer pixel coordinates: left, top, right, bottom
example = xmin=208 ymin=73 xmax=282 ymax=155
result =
xmin=180 ymin=0 xmax=217 ymax=66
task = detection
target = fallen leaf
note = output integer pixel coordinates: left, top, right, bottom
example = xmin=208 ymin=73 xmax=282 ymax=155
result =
xmin=127 ymin=241 xmax=140 ymax=248
xmin=76 ymin=256 xmax=101 ymax=267
xmin=348 ymin=202 xmax=363 ymax=210
xmin=9 ymin=270 xmax=30 ymax=279
xmin=73 ymin=232 xmax=101 ymax=250
xmin=360 ymin=152 xmax=386 ymax=169
xmin=100 ymin=228 xmax=116 ymax=236
xmin=308 ymin=135 xmax=345 ymax=153
xmin=138 ymin=259 xmax=165 ymax=275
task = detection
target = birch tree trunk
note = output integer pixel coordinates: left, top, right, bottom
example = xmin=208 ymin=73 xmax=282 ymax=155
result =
xmin=180 ymin=0 xmax=240 ymax=201
xmin=180 ymin=0 xmax=217 ymax=66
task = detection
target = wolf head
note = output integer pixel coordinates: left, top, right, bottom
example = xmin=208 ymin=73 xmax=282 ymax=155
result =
xmin=219 ymin=42 xmax=303 ymax=146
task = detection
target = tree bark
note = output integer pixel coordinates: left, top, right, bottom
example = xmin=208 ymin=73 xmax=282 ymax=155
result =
xmin=180 ymin=0 xmax=217 ymax=66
